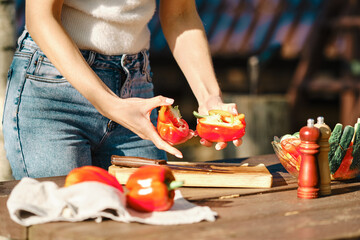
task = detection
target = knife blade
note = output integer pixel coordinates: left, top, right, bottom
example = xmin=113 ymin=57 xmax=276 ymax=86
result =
xmin=110 ymin=155 xmax=230 ymax=173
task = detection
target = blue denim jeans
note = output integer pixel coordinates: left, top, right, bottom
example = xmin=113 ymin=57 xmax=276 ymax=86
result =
xmin=2 ymin=30 xmax=166 ymax=180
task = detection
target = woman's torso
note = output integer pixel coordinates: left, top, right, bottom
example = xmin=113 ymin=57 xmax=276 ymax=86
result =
xmin=61 ymin=0 xmax=156 ymax=55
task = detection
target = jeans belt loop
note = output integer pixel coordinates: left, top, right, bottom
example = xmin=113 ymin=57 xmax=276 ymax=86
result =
xmin=17 ymin=29 xmax=29 ymax=50
xmin=86 ymin=51 xmax=96 ymax=66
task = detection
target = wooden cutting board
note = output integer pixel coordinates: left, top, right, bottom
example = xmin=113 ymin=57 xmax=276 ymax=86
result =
xmin=108 ymin=162 xmax=273 ymax=188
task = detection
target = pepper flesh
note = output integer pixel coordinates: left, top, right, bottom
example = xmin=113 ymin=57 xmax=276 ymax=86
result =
xmin=64 ymin=166 xmax=123 ymax=192
xmin=157 ymin=105 xmax=190 ymax=145
xmin=126 ymin=165 xmax=181 ymax=212
xmin=280 ymin=136 xmax=301 ymax=160
xmin=194 ymin=110 xmax=246 ymax=142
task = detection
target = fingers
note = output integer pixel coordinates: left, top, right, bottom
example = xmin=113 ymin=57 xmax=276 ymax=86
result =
xmin=143 ymin=96 xmax=174 ymax=112
xmin=187 ymin=129 xmax=196 ymax=140
xmin=143 ymin=96 xmax=174 ymax=119
xmin=149 ymin=130 xmax=183 ymax=158
xmin=200 ymin=139 xmax=228 ymax=150
xmin=139 ymin=118 xmax=184 ymax=158
xmin=215 ymin=142 xmax=228 ymax=150
xmin=222 ymin=103 xmax=238 ymax=115
xmin=200 ymin=138 xmax=243 ymax=150
xmin=233 ymin=138 xmax=243 ymax=147
xmin=152 ymin=95 xmax=174 ymax=107
xmin=200 ymin=138 xmax=213 ymax=147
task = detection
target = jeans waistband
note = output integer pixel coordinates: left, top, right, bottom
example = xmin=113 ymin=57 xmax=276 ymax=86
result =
xmin=17 ymin=29 xmax=149 ymax=62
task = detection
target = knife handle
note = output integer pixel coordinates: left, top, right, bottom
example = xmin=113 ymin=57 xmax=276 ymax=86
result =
xmin=110 ymin=155 xmax=167 ymax=168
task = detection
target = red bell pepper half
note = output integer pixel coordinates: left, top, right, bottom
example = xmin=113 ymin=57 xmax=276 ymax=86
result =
xmin=193 ymin=110 xmax=246 ymax=142
xmin=126 ymin=165 xmax=183 ymax=212
xmin=157 ymin=105 xmax=191 ymax=145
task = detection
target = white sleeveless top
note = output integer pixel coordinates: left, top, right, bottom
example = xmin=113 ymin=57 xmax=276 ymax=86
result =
xmin=61 ymin=0 xmax=156 ymax=55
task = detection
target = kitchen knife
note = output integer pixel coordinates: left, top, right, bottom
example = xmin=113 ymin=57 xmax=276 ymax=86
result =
xmin=110 ymin=155 xmax=230 ymax=173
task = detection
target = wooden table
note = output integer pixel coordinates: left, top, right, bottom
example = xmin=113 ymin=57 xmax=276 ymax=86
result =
xmin=1 ymin=154 xmax=360 ymax=240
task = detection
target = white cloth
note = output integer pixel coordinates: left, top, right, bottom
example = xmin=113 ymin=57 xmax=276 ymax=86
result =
xmin=61 ymin=0 xmax=155 ymax=55
xmin=7 ymin=178 xmax=217 ymax=226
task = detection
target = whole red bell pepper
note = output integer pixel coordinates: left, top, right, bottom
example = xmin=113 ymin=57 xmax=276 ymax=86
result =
xmin=157 ymin=105 xmax=191 ymax=145
xmin=194 ymin=110 xmax=246 ymax=142
xmin=126 ymin=165 xmax=183 ymax=212
xmin=64 ymin=166 xmax=124 ymax=193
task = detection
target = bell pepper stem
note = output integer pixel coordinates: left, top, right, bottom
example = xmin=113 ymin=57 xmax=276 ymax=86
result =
xmin=168 ymin=180 xmax=184 ymax=190
xmin=193 ymin=111 xmax=208 ymax=119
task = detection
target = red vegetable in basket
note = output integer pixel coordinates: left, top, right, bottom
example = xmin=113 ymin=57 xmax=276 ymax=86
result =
xmin=280 ymin=134 xmax=301 ymax=160
xmin=193 ymin=110 xmax=246 ymax=142
xmin=157 ymin=105 xmax=190 ymax=145
xmin=126 ymin=165 xmax=183 ymax=212
xmin=332 ymin=142 xmax=359 ymax=179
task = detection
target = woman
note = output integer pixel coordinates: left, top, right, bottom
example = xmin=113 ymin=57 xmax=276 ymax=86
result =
xmin=3 ymin=0 xmax=242 ymax=179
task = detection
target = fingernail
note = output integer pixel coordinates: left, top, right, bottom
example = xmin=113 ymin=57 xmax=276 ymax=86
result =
xmin=215 ymin=144 xmax=221 ymax=150
xmin=165 ymin=98 xmax=174 ymax=104
xmin=175 ymin=153 xmax=183 ymax=158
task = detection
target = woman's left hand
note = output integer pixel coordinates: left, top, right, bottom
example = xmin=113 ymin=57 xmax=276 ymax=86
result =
xmin=197 ymin=96 xmax=243 ymax=150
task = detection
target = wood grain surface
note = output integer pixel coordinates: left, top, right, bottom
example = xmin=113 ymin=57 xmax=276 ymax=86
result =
xmin=1 ymin=155 xmax=360 ymax=240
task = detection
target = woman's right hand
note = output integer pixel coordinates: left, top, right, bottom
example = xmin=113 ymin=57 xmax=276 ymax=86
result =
xmin=105 ymin=96 xmax=184 ymax=159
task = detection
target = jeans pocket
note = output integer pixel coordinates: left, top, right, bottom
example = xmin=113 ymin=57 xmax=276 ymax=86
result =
xmin=24 ymin=53 xmax=70 ymax=102
xmin=14 ymin=47 xmax=33 ymax=59
xmin=33 ymin=54 xmax=65 ymax=81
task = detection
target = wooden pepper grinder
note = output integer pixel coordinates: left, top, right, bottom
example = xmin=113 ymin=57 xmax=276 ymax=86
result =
xmin=298 ymin=119 xmax=320 ymax=199
xmin=314 ymin=116 xmax=332 ymax=196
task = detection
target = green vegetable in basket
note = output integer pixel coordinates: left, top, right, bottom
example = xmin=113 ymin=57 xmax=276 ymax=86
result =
xmin=329 ymin=125 xmax=354 ymax=174
xmin=329 ymin=123 xmax=343 ymax=164
xmin=350 ymin=121 xmax=360 ymax=170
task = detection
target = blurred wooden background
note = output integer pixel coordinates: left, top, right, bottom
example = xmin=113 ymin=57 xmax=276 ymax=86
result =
xmin=149 ymin=0 xmax=360 ymax=160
